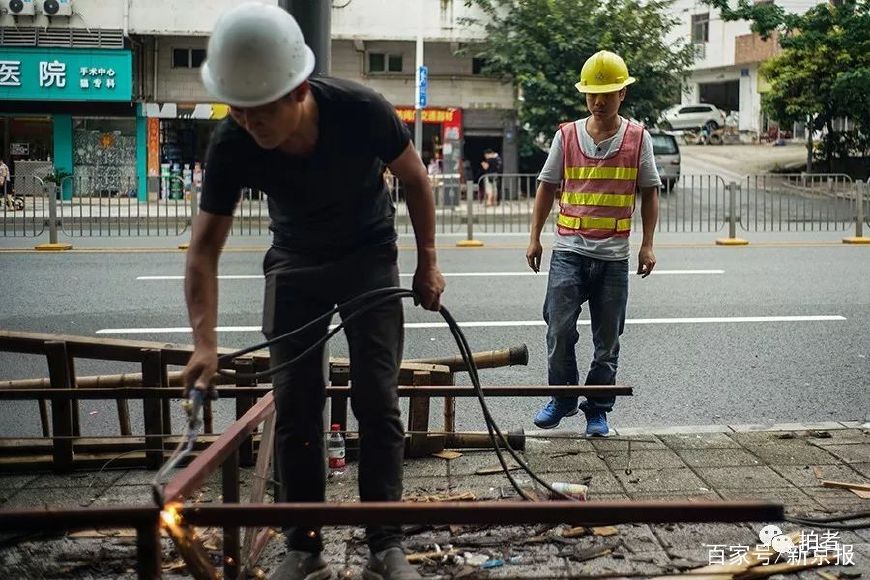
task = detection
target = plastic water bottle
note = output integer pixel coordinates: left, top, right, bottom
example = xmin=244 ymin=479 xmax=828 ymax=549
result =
xmin=327 ymin=424 xmax=346 ymax=470
xmin=550 ymin=482 xmax=588 ymax=500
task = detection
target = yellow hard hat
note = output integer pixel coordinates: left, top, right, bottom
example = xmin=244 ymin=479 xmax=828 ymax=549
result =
xmin=575 ymin=50 xmax=636 ymax=94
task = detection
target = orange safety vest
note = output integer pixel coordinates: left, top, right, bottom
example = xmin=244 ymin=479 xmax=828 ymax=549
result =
xmin=557 ymin=119 xmax=644 ymax=239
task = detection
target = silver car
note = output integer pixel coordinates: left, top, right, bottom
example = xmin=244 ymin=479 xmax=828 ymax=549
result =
xmin=650 ymin=132 xmax=680 ymax=193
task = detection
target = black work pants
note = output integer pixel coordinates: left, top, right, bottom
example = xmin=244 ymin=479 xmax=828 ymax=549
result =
xmin=263 ymin=242 xmax=405 ymax=554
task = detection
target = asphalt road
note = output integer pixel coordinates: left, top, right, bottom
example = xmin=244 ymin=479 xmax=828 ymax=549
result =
xmin=1 ymin=237 xmax=868 ymax=439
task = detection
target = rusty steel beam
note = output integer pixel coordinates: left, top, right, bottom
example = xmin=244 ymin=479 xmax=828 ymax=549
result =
xmin=162 ymin=393 xmax=275 ymax=504
xmin=0 ymin=330 xmax=270 ymax=367
xmin=0 ymin=506 xmax=159 ymax=531
xmin=180 ymin=501 xmax=784 ymax=527
xmin=0 ymin=385 xmax=633 ymax=400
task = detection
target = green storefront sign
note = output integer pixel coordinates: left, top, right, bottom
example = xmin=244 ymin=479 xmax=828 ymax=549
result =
xmin=0 ymin=47 xmax=132 ymax=101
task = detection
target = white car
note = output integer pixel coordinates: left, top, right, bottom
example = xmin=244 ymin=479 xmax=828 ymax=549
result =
xmin=659 ymin=103 xmax=726 ymax=132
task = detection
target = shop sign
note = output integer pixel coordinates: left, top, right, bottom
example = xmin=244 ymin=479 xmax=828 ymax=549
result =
xmin=395 ymin=107 xmax=458 ymax=124
xmin=10 ymin=143 xmax=29 ymax=156
xmin=147 ymin=118 xmax=160 ymax=177
xmin=0 ymin=48 xmax=132 ymax=101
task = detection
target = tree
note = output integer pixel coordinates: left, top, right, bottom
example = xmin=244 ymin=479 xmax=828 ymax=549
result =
xmin=705 ymin=0 xmax=870 ymax=171
xmin=463 ymin=0 xmax=696 ymax=153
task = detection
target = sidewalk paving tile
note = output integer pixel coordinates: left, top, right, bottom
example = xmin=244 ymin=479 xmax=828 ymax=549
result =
xmin=649 ymin=522 xmax=758 ymax=552
xmin=564 ymin=551 xmax=669 ymax=577
xmin=803 ymin=486 xmax=870 ymax=512
xmin=0 ymin=474 xmax=38 ymax=490
xmin=677 ymin=448 xmax=762 ymax=468
xmin=90 ymin=484 xmax=153 ymax=505
xmin=850 ymin=462 xmax=870 ymax=478
xmin=588 ymin=492 xmax=630 ymax=501
xmin=525 ymin=433 xmax=596 ymax=454
xmin=728 ymin=422 xmax=848 ymax=433
xmin=444 ymin=451 xmax=524 ymax=477
xmin=716 ymin=488 xmax=822 ymax=512
xmin=824 ymin=444 xmax=870 ymax=464
xmin=770 ymin=464 xmax=869 ymax=488
xmin=627 ymin=490 xmax=722 ymax=502
xmin=802 ymin=429 xmax=870 ymax=446
xmin=748 ymin=443 xmax=842 ymax=465
xmin=0 ymin=486 xmax=103 ymax=509
xmin=544 ymin=469 xmax=626 ymax=494
xmin=28 ymin=471 xmax=125 ymax=489
xmin=601 ymin=449 xmax=687 ymax=470
xmin=659 ymin=432 xmax=741 ymax=450
xmin=619 ymin=424 xmax=730 ymax=436
xmin=525 ymin=451 xmax=609 ymax=473
xmin=589 ymin=437 xmax=667 ymax=451
xmin=613 ymin=468 xmax=708 ymax=494
xmin=401 ymin=456 xmax=450 ymax=478
xmin=694 ymin=466 xmax=792 ymax=489
xmin=445 ymin=474 xmax=524 ymax=500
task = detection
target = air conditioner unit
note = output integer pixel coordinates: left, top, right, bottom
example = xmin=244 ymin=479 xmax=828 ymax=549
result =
xmin=8 ymin=0 xmax=37 ymax=16
xmin=40 ymin=0 xmax=72 ymax=17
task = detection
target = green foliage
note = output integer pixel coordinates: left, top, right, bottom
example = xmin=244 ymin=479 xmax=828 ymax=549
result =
xmin=462 ymin=0 xmax=695 ymax=149
xmin=43 ymin=168 xmax=73 ymax=184
xmin=706 ymin=0 xmax=870 ymax=165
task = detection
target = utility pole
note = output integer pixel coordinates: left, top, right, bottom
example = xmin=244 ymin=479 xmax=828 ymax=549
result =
xmin=279 ymin=0 xmax=331 ymax=75
xmin=414 ymin=0 xmax=425 ymax=155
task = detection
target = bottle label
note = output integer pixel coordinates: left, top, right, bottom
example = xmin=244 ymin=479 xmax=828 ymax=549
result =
xmin=328 ymin=449 xmax=346 ymax=469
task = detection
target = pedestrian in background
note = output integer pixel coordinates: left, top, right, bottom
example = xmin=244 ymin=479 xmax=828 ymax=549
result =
xmin=0 ymin=157 xmax=12 ymax=210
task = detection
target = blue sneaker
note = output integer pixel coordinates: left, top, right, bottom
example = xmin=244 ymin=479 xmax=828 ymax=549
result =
xmin=533 ymin=398 xmax=579 ymax=429
xmin=580 ymin=400 xmax=610 ymax=437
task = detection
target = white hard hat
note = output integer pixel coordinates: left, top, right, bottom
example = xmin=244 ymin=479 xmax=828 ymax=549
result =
xmin=201 ymin=2 xmax=316 ymax=108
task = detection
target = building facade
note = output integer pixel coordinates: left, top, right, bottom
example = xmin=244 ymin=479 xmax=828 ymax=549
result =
xmin=668 ymin=0 xmax=818 ymax=137
xmin=1 ymin=0 xmax=517 ymax=202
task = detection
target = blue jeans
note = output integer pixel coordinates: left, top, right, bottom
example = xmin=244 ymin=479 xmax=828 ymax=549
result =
xmin=544 ymin=251 xmax=629 ymax=412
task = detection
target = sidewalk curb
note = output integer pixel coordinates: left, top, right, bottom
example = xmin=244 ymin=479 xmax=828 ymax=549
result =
xmin=529 ymin=420 xmax=867 ymax=438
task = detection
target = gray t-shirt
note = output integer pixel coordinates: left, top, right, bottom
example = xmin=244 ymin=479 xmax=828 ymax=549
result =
xmin=538 ymin=117 xmax=661 ymax=261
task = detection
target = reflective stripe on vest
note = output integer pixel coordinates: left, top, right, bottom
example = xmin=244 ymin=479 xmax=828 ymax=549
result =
xmin=561 ymin=192 xmax=635 ymax=208
xmin=557 ymin=119 xmax=643 ymax=239
xmin=563 ymin=166 xmax=638 ymax=181
xmin=557 ymin=214 xmax=632 ymax=232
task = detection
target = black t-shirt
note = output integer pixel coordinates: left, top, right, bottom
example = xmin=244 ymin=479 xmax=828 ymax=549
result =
xmin=201 ymin=77 xmax=411 ymax=254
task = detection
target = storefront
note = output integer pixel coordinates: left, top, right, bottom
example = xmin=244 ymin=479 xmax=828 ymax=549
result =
xmin=0 ymin=47 xmax=135 ymax=200
xmin=142 ymin=102 xmax=229 ymax=200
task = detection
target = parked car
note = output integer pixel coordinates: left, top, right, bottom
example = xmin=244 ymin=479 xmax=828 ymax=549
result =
xmin=659 ymin=103 xmax=726 ymax=132
xmin=650 ymin=131 xmax=681 ymax=193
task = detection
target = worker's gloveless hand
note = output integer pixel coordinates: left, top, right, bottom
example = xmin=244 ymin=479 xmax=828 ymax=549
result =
xmin=413 ymin=264 xmax=446 ymax=311
xmin=526 ymin=239 xmax=543 ymax=273
xmin=637 ymin=246 xmax=657 ymax=278
xmin=183 ymin=346 xmax=218 ymax=395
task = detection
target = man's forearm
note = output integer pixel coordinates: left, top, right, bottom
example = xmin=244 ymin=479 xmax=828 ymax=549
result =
xmin=640 ymin=187 xmax=659 ymax=248
xmin=185 ymin=252 xmax=219 ymax=349
xmin=404 ymin=179 xmax=438 ymax=266
xmin=530 ymin=183 xmax=558 ymax=241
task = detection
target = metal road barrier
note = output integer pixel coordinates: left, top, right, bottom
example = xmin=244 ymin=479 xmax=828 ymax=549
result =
xmin=57 ymin=175 xmax=190 ymax=237
xmin=3 ymin=171 xmax=868 ymax=240
xmin=1 ymin=175 xmax=48 ymax=238
xmin=739 ymin=173 xmax=856 ymax=232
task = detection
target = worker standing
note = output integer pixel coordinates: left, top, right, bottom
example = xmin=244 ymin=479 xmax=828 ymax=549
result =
xmin=183 ymin=4 xmax=445 ymax=580
xmin=526 ymin=51 xmax=660 ymax=436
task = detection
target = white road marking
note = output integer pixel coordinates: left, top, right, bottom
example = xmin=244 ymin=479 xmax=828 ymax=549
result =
xmin=136 ymin=269 xmax=724 ymax=281
xmin=95 ymin=315 xmax=846 ymax=335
